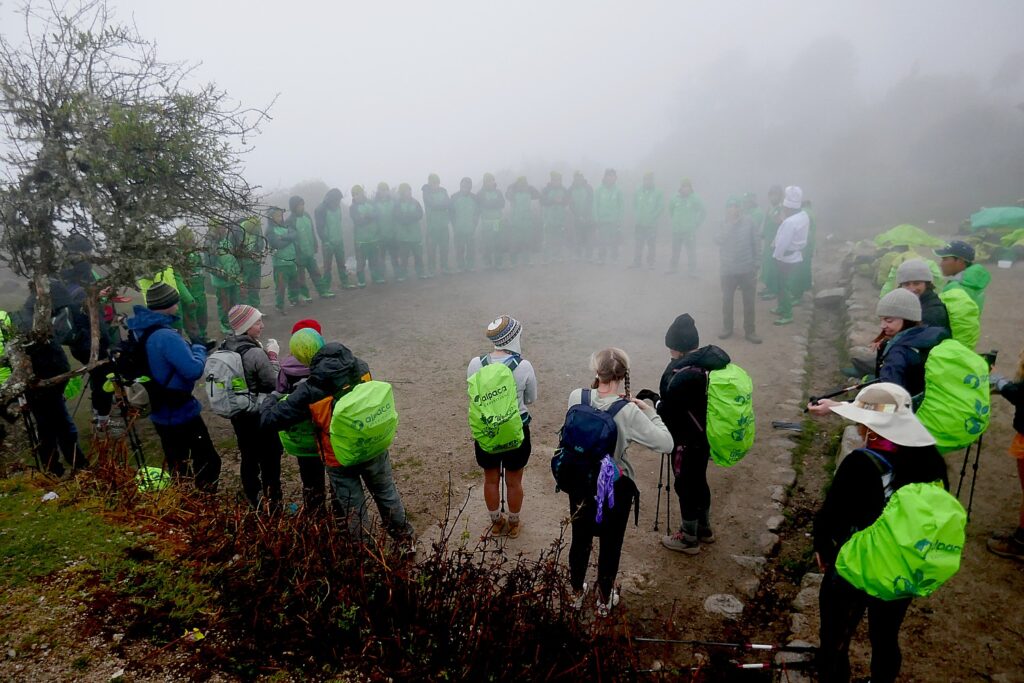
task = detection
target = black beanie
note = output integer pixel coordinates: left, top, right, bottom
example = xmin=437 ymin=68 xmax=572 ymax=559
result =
xmin=146 ymin=282 xmax=180 ymax=311
xmin=665 ymin=314 xmax=699 ymax=352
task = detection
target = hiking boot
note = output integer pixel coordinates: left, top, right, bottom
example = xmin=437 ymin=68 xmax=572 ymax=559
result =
xmin=987 ymin=534 xmax=1024 ymax=561
xmin=488 ymin=514 xmax=508 ymax=536
xmin=300 ymin=295 xmax=313 ymax=303
xmin=507 ymin=518 xmax=522 ymax=539
xmin=661 ymin=531 xmax=700 ymax=555
xmin=760 ymin=292 xmax=777 ymax=300
xmin=320 ymin=291 xmax=336 ymax=299
xmin=571 ymin=582 xmax=589 ymax=611
xmin=596 ymin=587 xmax=620 ymax=618
xmin=745 ymin=333 xmax=763 ymax=345
xmin=774 ymin=317 xmax=793 ymax=326
xmin=718 ymin=330 xmax=733 ymax=340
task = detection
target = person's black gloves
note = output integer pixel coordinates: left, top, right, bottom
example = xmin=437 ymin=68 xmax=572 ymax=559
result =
xmin=204 ymin=339 xmax=218 ymax=352
xmin=635 ymin=389 xmax=660 ymax=403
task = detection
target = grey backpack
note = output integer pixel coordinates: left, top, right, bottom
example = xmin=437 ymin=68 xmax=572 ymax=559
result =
xmin=204 ymin=349 xmax=258 ymax=418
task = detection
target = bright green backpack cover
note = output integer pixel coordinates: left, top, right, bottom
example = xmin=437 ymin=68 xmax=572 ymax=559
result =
xmin=329 ymin=381 xmax=399 ymax=466
xmin=706 ymin=364 xmax=755 ymax=467
xmin=277 ymin=395 xmax=319 ymax=458
xmin=938 ymin=288 xmax=980 ymax=351
xmin=837 ymin=479 xmax=966 ymax=601
xmin=467 ymin=355 xmax=524 ymax=454
xmin=916 ymin=339 xmax=990 ymax=453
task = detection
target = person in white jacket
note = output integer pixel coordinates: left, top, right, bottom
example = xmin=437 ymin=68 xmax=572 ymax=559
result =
xmin=771 ymin=185 xmax=809 ymax=326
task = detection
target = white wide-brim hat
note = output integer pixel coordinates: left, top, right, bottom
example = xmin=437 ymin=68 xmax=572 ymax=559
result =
xmin=829 ymin=382 xmax=935 ymax=447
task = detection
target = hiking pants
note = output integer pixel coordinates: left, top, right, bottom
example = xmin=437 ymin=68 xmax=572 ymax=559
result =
xmin=453 ymin=231 xmax=476 ymax=270
xmin=673 ymin=444 xmax=711 ymax=521
xmin=240 ymin=259 xmax=262 ymax=307
xmin=721 ymin=271 xmax=757 ymax=335
xmin=670 ymin=231 xmax=697 ymax=272
xmin=775 ymin=260 xmax=799 ymax=318
xmin=818 ymin=569 xmax=911 ymax=683
xmin=296 ymin=254 xmax=328 ymax=297
xmin=182 ymin=277 xmax=208 ymax=341
xmin=568 ymin=477 xmax=638 ymax=603
xmin=632 ymin=224 xmax=656 ymax=267
xmin=326 ymin=451 xmax=414 ymax=541
xmin=295 ymin=455 xmax=328 ymax=512
xmin=28 ymin=386 xmax=85 ymax=475
xmin=322 ymin=241 xmax=351 ymax=288
xmin=595 ymin=222 xmax=620 ymax=263
xmin=153 ymin=416 xmax=221 ymax=492
xmin=381 ymin=239 xmax=401 ymax=280
xmin=426 ymin=225 xmax=450 ymax=274
xmin=355 ymin=242 xmax=381 ymax=285
xmin=272 ymin=264 xmax=300 ymax=309
xmin=575 ymin=219 xmax=594 ymax=260
xmin=231 ymin=410 xmax=283 ymax=508
xmin=760 ymin=244 xmax=778 ymax=295
xmin=399 ymin=241 xmax=425 ymax=279
xmin=214 ymin=285 xmax=238 ymax=333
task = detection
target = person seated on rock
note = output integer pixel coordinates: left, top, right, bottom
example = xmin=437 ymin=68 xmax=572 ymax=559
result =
xmin=807 ymin=383 xmax=947 ymax=683
xmin=894 ymin=259 xmax=950 ymax=336
xmin=867 ymin=289 xmax=948 ymax=396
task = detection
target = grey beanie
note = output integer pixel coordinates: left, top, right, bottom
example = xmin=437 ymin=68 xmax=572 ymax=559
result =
xmin=876 ymin=288 xmax=922 ymax=322
xmin=895 ymin=259 xmax=933 ymax=285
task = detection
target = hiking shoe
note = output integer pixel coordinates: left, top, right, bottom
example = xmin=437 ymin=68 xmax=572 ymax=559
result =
xmin=596 ymin=587 xmax=620 ymax=618
xmin=321 ymin=291 xmax=336 ymax=299
xmin=760 ymin=292 xmax=777 ymax=300
xmin=774 ymin=317 xmax=793 ymax=326
xmin=718 ymin=330 xmax=733 ymax=340
xmin=488 ymin=515 xmax=508 ymax=536
xmin=698 ymin=526 xmax=716 ymax=544
xmin=987 ymin=535 xmax=1024 ymax=561
xmin=571 ymin=582 xmax=589 ymax=611
xmin=661 ymin=531 xmax=700 ymax=555
xmin=745 ymin=333 xmax=763 ymax=345
xmin=300 ymin=296 xmax=313 ymax=303
xmin=507 ymin=519 xmax=522 ymax=539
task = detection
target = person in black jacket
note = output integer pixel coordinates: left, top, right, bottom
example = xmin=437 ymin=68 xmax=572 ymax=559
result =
xmin=637 ymin=314 xmax=730 ymax=554
xmin=808 ymin=382 xmax=948 ymax=683
xmin=895 ymin=259 xmax=950 ymax=336
xmin=872 ymin=288 xmax=949 ymax=396
xmin=988 ymin=349 xmax=1024 ymax=560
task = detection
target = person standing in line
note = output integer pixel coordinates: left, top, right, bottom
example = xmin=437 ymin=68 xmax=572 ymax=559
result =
xmin=759 ymin=185 xmax=784 ymax=299
xmin=716 ymin=197 xmax=762 ymax=344
xmin=287 ymin=195 xmax=335 ymax=300
xmin=238 ymin=216 xmax=265 ymax=309
xmin=505 ymin=177 xmax=540 ymax=266
xmin=315 ymin=188 xmax=356 ymax=291
xmin=593 ymin=169 xmax=624 ymax=264
xmin=770 ymin=185 xmax=809 ymax=326
xmin=666 ymin=178 xmax=706 ymax=276
xmin=350 ymin=185 xmax=380 ymax=288
xmin=449 ymin=177 xmax=480 ymax=272
xmin=466 ymin=316 xmax=537 ymax=539
xmin=265 ymin=207 xmax=301 ymax=315
xmin=477 ymin=173 xmax=507 ymax=270
xmin=395 ymin=183 xmax=427 ymax=280
xmin=569 ymin=171 xmax=594 ymax=261
xmin=423 ymin=174 xmax=452 ymax=276
xmin=206 ymin=220 xmax=241 ymax=336
xmin=374 ymin=182 xmax=400 ymax=283
xmin=539 ymin=171 xmax=570 ymax=264
xmin=630 ymin=172 xmax=664 ymax=270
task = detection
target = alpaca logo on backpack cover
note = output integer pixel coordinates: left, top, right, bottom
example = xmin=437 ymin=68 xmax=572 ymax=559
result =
xmin=476 ymin=385 xmax=509 ymax=404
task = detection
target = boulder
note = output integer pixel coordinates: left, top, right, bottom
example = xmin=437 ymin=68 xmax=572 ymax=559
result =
xmin=703 ymin=593 xmax=744 ymax=619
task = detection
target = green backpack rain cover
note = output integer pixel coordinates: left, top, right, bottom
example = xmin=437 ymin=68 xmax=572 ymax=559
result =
xmin=706 ymin=364 xmax=755 ymax=467
xmin=467 ymin=355 xmax=524 ymax=454
xmin=938 ymin=287 xmax=980 ymax=351
xmin=916 ymin=339 xmax=990 ymax=453
xmin=277 ymin=394 xmax=319 ymax=458
xmin=837 ymin=471 xmax=966 ymax=601
xmin=329 ymin=380 xmax=399 ymax=466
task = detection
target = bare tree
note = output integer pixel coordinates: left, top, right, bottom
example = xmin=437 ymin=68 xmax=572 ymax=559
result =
xmin=0 ymin=0 xmax=272 ymax=396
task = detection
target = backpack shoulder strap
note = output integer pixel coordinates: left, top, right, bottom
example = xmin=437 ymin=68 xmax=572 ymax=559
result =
xmin=605 ymin=398 xmax=630 ymax=419
xmin=479 ymin=354 xmax=490 ymax=367
xmin=504 ymin=353 xmax=521 ymax=372
xmin=861 ymin=448 xmax=896 ymax=502
xmin=581 ymin=388 xmax=591 ymax=406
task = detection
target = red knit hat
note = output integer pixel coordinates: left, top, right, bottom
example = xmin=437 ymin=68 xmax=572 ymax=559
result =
xmin=291 ymin=318 xmax=322 ymax=335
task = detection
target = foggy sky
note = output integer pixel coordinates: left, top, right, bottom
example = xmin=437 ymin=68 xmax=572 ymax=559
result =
xmin=4 ymin=1 xmax=1023 ymax=198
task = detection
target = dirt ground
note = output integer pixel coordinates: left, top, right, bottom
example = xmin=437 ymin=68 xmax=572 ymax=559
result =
xmin=2 ymin=235 xmax=1023 ymax=681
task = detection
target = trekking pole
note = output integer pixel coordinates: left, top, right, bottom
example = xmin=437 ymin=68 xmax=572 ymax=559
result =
xmin=499 ymin=463 xmax=506 ymax=514
xmin=805 ymin=378 xmax=880 ymax=412
xmin=18 ymin=396 xmax=43 ymax=473
xmin=69 ymin=373 xmax=91 ymax=421
xmin=965 ymin=434 xmax=983 ymax=521
xmin=654 ymin=451 xmax=666 ymax=532
xmin=633 ymin=636 xmax=818 ymax=654
xmin=956 ymin=441 xmax=972 ymax=498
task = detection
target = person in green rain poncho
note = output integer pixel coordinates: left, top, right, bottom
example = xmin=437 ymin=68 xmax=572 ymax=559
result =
xmin=238 ymin=216 xmax=265 ymax=308
xmin=759 ymin=185 xmax=784 ymax=300
xmin=505 ymin=177 xmax=539 ymax=266
xmin=314 ymin=188 xmax=355 ymax=290
xmin=287 ymin=196 xmax=335 ymax=300
xmin=569 ymin=171 xmax=594 ymax=260
xmin=205 ymin=221 xmax=241 ymax=335
xmin=350 ymin=185 xmax=380 ymax=287
xmin=265 ymin=206 xmax=301 ymax=315
xmin=593 ymin=168 xmax=624 ymax=264
xmin=477 ymin=173 xmax=506 ymax=270
xmin=631 ymin=171 xmax=664 ymax=270
xmin=395 ymin=183 xmax=426 ymax=280
xmin=449 ymin=177 xmax=479 ymax=272
xmin=666 ymin=178 xmax=705 ymax=276
xmin=374 ymin=183 xmax=400 ymax=283
xmin=539 ymin=171 xmax=570 ymax=264
xmin=423 ymin=174 xmax=452 ymax=276
xmin=177 ymin=228 xmax=209 ymax=342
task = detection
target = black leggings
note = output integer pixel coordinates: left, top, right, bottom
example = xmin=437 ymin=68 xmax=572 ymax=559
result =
xmin=818 ymin=568 xmax=912 ymax=683
xmin=673 ymin=444 xmax=711 ymax=521
xmin=568 ymin=477 xmax=638 ymax=601
xmin=231 ymin=411 xmax=283 ymax=507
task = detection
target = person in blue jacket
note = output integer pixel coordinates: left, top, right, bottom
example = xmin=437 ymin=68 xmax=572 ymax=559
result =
xmin=126 ymin=282 xmax=221 ymax=491
xmin=871 ymin=288 xmax=949 ymax=396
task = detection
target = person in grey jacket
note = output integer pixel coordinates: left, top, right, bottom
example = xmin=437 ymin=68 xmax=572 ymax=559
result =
xmin=221 ymin=304 xmax=283 ymax=508
xmin=717 ymin=196 xmax=761 ymax=344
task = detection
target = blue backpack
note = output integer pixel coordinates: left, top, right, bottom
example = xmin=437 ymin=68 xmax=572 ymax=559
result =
xmin=550 ymin=389 xmax=629 ymax=496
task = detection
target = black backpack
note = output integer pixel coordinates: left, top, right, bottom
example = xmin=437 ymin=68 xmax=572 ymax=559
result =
xmin=550 ymin=388 xmax=629 ymax=496
xmin=109 ymin=328 xmax=191 ymax=412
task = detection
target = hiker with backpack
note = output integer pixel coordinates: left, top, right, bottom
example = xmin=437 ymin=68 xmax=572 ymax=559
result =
xmin=640 ymin=313 xmax=749 ymax=554
xmin=895 ymin=259 xmax=950 ymax=336
xmin=125 ymin=282 xmax=221 ymax=491
xmin=936 ymin=240 xmax=991 ymax=312
xmin=210 ymin=305 xmax=282 ymax=509
xmin=275 ymin=320 xmax=331 ymax=511
xmin=260 ymin=332 xmax=414 ymax=545
xmin=987 ymin=348 xmax=1024 ymax=561
xmin=555 ymin=348 xmax=673 ymax=617
xmin=466 ymin=315 xmax=537 ymax=539
xmin=807 ymin=382 xmax=957 ymax=683
xmin=868 ymin=288 xmax=949 ymax=396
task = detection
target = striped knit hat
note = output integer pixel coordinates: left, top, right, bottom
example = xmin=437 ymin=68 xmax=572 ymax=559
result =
xmin=145 ymin=282 xmax=179 ymax=311
xmin=290 ymin=328 xmax=325 ymax=367
xmin=486 ymin=315 xmax=522 ymax=350
xmin=228 ymin=304 xmax=262 ymax=334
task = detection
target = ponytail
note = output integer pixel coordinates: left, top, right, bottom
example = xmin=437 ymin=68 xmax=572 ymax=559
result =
xmin=590 ymin=347 xmax=631 ymax=396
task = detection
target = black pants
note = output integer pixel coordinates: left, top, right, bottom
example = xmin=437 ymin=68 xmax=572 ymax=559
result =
xmin=295 ymin=455 xmax=328 ymax=511
xmin=568 ymin=477 xmax=637 ymax=601
xmin=153 ymin=416 xmax=221 ymax=492
xmin=818 ymin=568 xmax=912 ymax=683
xmin=28 ymin=386 xmax=85 ymax=475
xmin=88 ymin=363 xmax=113 ymax=418
xmin=721 ymin=271 xmax=757 ymax=335
xmin=673 ymin=444 xmax=710 ymax=521
xmin=231 ymin=410 xmax=283 ymax=507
